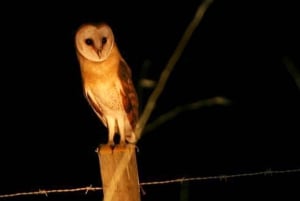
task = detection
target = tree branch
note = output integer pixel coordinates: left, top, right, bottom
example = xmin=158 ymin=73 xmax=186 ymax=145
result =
xmin=144 ymin=96 xmax=231 ymax=134
xmin=135 ymin=0 xmax=214 ymax=140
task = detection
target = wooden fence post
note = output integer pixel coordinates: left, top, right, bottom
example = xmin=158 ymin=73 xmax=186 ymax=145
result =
xmin=97 ymin=144 xmax=141 ymax=201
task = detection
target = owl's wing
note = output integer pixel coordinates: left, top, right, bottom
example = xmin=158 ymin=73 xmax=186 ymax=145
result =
xmin=118 ymin=59 xmax=139 ymax=129
xmin=85 ymin=89 xmax=108 ymax=127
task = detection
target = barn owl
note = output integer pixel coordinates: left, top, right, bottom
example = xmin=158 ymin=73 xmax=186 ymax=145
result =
xmin=75 ymin=22 xmax=139 ymax=146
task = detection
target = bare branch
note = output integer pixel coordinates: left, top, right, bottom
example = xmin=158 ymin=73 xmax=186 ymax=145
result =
xmin=144 ymin=96 xmax=231 ymax=134
xmin=283 ymin=56 xmax=300 ymax=91
xmin=135 ymin=0 xmax=214 ymax=140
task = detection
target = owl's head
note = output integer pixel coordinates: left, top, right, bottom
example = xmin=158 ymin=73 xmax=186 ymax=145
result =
xmin=75 ymin=23 xmax=115 ymax=62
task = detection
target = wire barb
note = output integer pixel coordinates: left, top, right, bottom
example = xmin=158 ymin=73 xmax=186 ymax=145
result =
xmin=85 ymin=185 xmax=93 ymax=195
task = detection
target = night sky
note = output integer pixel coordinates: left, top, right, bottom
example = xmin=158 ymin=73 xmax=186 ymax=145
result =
xmin=1 ymin=0 xmax=300 ymax=200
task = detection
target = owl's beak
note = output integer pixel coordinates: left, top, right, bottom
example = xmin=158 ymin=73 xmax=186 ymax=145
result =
xmin=96 ymin=49 xmax=101 ymax=59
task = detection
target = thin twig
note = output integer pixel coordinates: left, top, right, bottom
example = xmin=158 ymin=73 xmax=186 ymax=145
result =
xmin=135 ymin=0 xmax=214 ymax=140
xmin=144 ymin=96 xmax=231 ymax=134
xmin=282 ymin=56 xmax=300 ymax=91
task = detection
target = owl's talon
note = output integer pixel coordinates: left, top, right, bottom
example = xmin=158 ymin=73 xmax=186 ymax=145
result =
xmin=108 ymin=143 xmax=115 ymax=150
xmin=118 ymin=140 xmax=126 ymax=146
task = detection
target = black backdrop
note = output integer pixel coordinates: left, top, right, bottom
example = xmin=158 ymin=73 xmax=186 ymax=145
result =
xmin=1 ymin=1 xmax=299 ymax=200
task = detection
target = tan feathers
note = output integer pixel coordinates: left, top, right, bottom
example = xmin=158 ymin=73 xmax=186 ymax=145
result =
xmin=75 ymin=23 xmax=139 ymax=145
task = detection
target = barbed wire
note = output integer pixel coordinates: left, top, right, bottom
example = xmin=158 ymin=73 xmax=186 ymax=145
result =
xmin=1 ymin=167 xmax=299 ymax=199
xmin=0 ymin=185 xmax=102 ymax=198
xmin=140 ymin=168 xmax=300 ymax=185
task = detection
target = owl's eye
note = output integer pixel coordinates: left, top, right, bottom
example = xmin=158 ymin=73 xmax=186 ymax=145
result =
xmin=102 ymin=37 xmax=107 ymax=44
xmin=85 ymin=38 xmax=94 ymax=46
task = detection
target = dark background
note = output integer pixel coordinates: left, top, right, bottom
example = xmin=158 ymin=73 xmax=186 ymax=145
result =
xmin=1 ymin=0 xmax=300 ymax=200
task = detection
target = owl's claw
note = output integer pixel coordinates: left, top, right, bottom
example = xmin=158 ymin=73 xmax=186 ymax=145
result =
xmin=108 ymin=142 xmax=115 ymax=149
xmin=118 ymin=139 xmax=126 ymax=146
